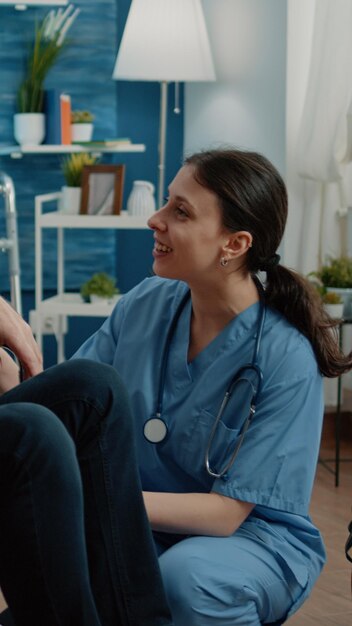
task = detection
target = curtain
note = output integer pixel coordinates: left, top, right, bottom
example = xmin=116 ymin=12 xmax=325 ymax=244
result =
xmin=285 ymin=0 xmax=352 ymax=402
xmin=285 ymin=0 xmax=352 ymax=275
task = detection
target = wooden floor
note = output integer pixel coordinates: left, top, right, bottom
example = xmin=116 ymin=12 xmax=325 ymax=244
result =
xmin=0 ymin=415 xmax=351 ymax=623
xmin=287 ymin=413 xmax=352 ymax=625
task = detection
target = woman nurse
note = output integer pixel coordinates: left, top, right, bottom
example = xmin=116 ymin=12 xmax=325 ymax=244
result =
xmin=74 ymin=148 xmax=352 ymax=625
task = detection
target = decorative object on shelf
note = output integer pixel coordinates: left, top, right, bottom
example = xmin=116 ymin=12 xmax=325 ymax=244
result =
xmin=322 ymin=291 xmax=344 ymax=319
xmin=127 ymin=180 xmax=156 ymax=217
xmin=14 ymin=113 xmax=45 ymax=146
xmin=60 ymin=152 xmax=98 ymax=214
xmin=80 ymin=272 xmax=119 ymax=304
xmin=80 ymin=164 xmax=125 ymax=216
xmin=113 ymin=0 xmax=215 ymax=208
xmin=14 ymin=4 xmax=80 ymax=145
xmin=71 ymin=110 xmax=95 ymax=142
xmin=309 ymin=256 xmax=352 ymax=317
xmin=44 ymin=89 xmax=72 ymax=145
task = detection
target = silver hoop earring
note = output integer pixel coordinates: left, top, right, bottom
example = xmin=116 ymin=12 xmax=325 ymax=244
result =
xmin=220 ymin=257 xmax=229 ymax=267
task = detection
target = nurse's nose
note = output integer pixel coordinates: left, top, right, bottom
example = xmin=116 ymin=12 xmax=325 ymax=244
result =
xmin=147 ymin=206 xmax=167 ymax=232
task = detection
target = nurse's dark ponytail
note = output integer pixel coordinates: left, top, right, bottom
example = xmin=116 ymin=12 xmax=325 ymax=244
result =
xmin=185 ymin=148 xmax=352 ymax=378
xmin=264 ymin=264 xmax=352 ymax=377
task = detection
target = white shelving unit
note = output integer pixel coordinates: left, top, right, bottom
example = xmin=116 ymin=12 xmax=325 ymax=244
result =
xmin=0 ymin=143 xmax=146 ymax=158
xmin=33 ymin=192 xmax=148 ymax=362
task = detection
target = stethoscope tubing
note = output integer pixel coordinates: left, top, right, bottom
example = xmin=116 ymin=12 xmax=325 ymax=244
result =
xmin=204 ymin=295 xmax=266 ymax=478
xmin=144 ymin=283 xmax=266 ymax=479
xmin=156 ymin=290 xmax=191 ymax=417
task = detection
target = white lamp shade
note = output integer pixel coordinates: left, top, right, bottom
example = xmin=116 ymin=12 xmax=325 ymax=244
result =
xmin=113 ymin=0 xmax=215 ymax=82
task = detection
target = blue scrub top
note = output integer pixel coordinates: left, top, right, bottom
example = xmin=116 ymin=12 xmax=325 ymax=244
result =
xmin=73 ymin=276 xmax=326 ymax=596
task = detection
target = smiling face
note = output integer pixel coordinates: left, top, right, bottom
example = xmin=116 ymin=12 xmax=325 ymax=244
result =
xmin=147 ymin=165 xmax=230 ymax=285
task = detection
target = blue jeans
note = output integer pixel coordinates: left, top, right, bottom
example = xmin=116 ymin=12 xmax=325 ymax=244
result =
xmin=0 ymin=360 xmax=173 ymax=626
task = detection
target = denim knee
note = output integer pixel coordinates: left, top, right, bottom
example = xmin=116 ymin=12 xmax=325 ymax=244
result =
xmin=0 ymin=400 xmax=71 ymax=439
xmin=45 ymin=359 xmax=132 ymax=418
xmin=0 ymin=402 xmax=76 ymax=471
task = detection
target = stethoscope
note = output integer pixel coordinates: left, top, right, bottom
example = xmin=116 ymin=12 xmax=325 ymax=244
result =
xmin=143 ymin=282 xmax=266 ymax=479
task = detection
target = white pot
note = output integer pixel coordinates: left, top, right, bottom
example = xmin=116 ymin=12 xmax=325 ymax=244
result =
xmin=90 ymin=294 xmax=119 ymax=305
xmin=14 ymin=113 xmax=45 ymax=146
xmin=324 ymin=303 xmax=344 ymax=319
xmin=127 ymin=180 xmax=156 ymax=217
xmin=71 ymin=123 xmax=93 ymax=142
xmin=60 ymin=186 xmax=82 ymax=214
xmin=326 ymin=287 xmax=352 ymax=318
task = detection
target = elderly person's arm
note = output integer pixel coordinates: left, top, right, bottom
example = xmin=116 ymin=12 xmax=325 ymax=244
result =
xmin=0 ymin=297 xmax=42 ymax=392
xmin=0 ymin=347 xmax=21 ymax=393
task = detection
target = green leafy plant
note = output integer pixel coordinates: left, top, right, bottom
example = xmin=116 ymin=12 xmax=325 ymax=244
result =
xmin=80 ymin=273 xmax=119 ymax=301
xmin=61 ymin=152 xmax=98 ymax=187
xmin=17 ymin=5 xmax=80 ymax=113
xmin=71 ymin=110 xmax=95 ymax=124
xmin=309 ymin=256 xmax=352 ymax=289
xmin=322 ymin=291 xmax=343 ymax=305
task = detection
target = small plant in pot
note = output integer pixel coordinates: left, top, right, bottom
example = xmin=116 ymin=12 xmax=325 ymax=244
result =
xmin=14 ymin=5 xmax=80 ymax=146
xmin=71 ymin=110 xmax=95 ymax=143
xmin=80 ymin=272 xmax=120 ymax=304
xmin=309 ymin=256 xmax=352 ymax=318
xmin=60 ymin=152 xmax=98 ymax=214
xmin=321 ymin=291 xmax=344 ymax=319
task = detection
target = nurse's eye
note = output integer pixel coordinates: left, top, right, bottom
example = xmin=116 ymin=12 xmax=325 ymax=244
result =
xmin=175 ymin=206 xmax=188 ymax=219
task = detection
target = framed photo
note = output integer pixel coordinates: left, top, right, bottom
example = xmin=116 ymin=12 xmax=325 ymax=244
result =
xmin=80 ymin=164 xmax=125 ymax=215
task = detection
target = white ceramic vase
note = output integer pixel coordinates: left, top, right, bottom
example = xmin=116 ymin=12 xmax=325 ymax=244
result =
xmin=127 ymin=180 xmax=156 ymax=217
xmin=71 ymin=123 xmax=94 ymax=142
xmin=14 ymin=113 xmax=45 ymax=146
xmin=60 ymin=186 xmax=82 ymax=214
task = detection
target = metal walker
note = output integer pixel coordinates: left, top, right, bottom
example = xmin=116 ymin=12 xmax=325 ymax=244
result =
xmin=0 ymin=172 xmax=22 ymax=315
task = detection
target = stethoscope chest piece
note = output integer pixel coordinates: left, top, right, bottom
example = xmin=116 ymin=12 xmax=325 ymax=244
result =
xmin=144 ymin=416 xmax=168 ymax=443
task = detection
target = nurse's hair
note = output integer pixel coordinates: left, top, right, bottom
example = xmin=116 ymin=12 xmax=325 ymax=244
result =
xmin=184 ymin=148 xmax=352 ymax=378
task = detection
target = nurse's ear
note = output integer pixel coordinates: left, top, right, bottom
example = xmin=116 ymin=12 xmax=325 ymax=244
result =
xmin=221 ymin=231 xmax=253 ymax=261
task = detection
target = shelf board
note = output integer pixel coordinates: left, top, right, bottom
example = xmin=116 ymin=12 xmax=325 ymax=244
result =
xmin=39 ymin=210 xmax=148 ymax=229
xmin=0 ymin=1 xmax=68 ymax=6
xmin=36 ymin=293 xmax=122 ymax=317
xmin=0 ymin=143 xmax=146 ymax=158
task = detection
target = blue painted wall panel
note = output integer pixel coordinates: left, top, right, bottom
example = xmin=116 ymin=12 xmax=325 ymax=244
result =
xmin=0 ymin=0 xmax=184 ymax=363
xmin=0 ymin=0 xmax=119 ymax=291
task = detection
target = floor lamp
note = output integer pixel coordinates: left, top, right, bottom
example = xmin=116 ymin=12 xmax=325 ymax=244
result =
xmin=112 ymin=0 xmax=215 ymax=208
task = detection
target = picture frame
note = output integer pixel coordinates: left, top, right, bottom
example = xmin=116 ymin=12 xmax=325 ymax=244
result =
xmin=80 ymin=164 xmax=125 ymax=215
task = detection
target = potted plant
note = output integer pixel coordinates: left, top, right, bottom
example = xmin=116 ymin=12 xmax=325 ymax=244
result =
xmin=60 ymin=152 xmax=98 ymax=214
xmin=80 ymin=272 xmax=120 ymax=304
xmin=322 ymin=291 xmax=344 ymax=319
xmin=14 ymin=5 xmax=80 ymax=146
xmin=71 ymin=110 xmax=95 ymax=143
xmin=309 ymin=256 xmax=352 ymax=317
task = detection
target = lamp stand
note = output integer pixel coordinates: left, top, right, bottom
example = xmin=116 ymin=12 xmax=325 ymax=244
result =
xmin=157 ymin=80 xmax=168 ymax=209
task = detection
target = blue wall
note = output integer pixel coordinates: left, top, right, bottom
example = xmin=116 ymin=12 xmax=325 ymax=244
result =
xmin=0 ymin=0 xmax=184 ymax=363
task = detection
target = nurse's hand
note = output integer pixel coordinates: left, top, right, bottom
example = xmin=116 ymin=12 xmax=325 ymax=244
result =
xmin=0 ymin=297 xmax=43 ymax=381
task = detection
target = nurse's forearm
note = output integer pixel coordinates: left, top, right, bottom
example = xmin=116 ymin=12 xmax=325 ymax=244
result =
xmin=142 ymin=491 xmax=254 ymax=537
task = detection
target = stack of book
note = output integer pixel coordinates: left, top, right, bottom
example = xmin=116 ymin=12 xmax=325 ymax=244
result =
xmin=44 ymin=89 xmax=72 ymax=145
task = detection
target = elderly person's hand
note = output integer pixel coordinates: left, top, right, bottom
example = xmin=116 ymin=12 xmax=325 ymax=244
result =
xmin=0 ymin=297 xmax=43 ymax=384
